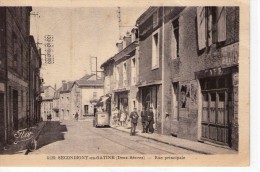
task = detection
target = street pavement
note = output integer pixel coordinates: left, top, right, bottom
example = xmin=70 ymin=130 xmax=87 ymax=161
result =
xmin=28 ymin=119 xmax=196 ymax=155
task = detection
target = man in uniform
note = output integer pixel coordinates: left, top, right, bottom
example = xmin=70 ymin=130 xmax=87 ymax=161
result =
xmin=129 ymin=107 xmax=139 ymax=136
xmin=146 ymin=107 xmax=154 ymax=133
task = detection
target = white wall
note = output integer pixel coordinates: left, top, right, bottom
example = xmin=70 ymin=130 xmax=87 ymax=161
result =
xmin=81 ymin=87 xmax=103 ymax=116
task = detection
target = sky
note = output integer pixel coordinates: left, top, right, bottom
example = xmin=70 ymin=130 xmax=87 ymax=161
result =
xmin=30 ymin=7 xmax=147 ymax=88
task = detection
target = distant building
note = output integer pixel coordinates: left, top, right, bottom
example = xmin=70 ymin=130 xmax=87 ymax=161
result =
xmin=52 ymin=87 xmax=61 ymax=120
xmin=41 ymin=86 xmax=55 ymax=121
xmin=59 ymin=81 xmax=74 ymax=120
xmin=71 ymin=74 xmax=103 ymax=118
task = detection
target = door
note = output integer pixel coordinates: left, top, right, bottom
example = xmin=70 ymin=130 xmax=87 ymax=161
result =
xmin=200 ymin=76 xmax=232 ymax=146
xmin=13 ymin=90 xmax=19 ymax=131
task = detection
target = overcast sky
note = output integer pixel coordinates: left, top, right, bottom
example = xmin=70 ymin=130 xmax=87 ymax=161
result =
xmin=30 ymin=7 xmax=147 ymax=88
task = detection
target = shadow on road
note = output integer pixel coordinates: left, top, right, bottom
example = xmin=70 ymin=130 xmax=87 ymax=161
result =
xmin=36 ymin=121 xmax=67 ymax=150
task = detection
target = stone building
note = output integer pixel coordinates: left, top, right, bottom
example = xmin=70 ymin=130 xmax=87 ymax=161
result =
xmin=71 ymin=74 xmax=103 ymax=118
xmin=101 ymin=28 xmax=139 ymax=125
xmin=40 ymin=86 xmax=55 ymax=121
xmin=101 ymin=6 xmax=239 ymax=150
xmin=59 ymin=81 xmax=74 ymax=120
xmin=136 ymin=6 xmax=239 ymax=150
xmin=29 ymin=36 xmax=42 ymax=125
xmin=0 ymin=7 xmax=38 ymax=145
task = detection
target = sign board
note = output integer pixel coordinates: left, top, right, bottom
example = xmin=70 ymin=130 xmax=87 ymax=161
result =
xmin=44 ymin=35 xmax=54 ymax=64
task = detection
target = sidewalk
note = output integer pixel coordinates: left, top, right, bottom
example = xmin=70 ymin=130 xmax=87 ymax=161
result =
xmin=111 ymin=125 xmax=237 ymax=155
xmin=0 ymin=121 xmax=46 ymax=155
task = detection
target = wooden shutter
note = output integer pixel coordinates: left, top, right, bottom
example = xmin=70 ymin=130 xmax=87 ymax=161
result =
xmin=207 ymin=8 xmax=213 ymax=46
xmin=217 ymin=7 xmax=226 ymax=42
xmin=197 ymin=7 xmax=206 ymax=50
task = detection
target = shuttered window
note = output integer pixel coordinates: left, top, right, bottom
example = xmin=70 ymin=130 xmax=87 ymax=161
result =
xmin=197 ymin=7 xmax=206 ymax=50
xmin=217 ymin=7 xmax=227 ymax=42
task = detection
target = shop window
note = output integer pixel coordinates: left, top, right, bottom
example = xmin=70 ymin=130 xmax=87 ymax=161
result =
xmin=200 ymin=75 xmax=232 ymax=145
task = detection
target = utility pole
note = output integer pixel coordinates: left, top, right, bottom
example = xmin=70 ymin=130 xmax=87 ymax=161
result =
xmin=90 ymin=56 xmax=103 ymax=80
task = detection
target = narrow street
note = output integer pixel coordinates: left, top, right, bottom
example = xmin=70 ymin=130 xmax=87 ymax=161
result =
xmin=28 ymin=119 xmax=196 ymax=155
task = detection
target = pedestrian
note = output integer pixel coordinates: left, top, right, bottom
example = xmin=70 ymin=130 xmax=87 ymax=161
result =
xmin=75 ymin=112 xmax=79 ymax=121
xmin=112 ymin=107 xmax=119 ymax=126
xmin=141 ymin=106 xmax=148 ymax=133
xmin=147 ymin=107 xmax=154 ymax=133
xmin=120 ymin=110 xmax=127 ymax=127
xmin=129 ymin=107 xmax=139 ymax=136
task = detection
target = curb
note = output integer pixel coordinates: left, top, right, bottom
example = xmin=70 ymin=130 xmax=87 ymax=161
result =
xmin=111 ymin=126 xmax=210 ymax=154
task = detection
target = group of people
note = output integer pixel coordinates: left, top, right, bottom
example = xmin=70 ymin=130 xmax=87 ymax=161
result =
xmin=112 ymin=107 xmax=128 ymax=127
xmin=112 ymin=106 xmax=155 ymax=136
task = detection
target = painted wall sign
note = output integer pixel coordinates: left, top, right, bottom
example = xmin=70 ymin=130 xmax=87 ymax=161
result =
xmin=211 ymin=43 xmax=239 ymax=67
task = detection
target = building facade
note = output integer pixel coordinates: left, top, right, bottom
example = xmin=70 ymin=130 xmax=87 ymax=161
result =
xmin=101 ymin=28 xmax=139 ymax=125
xmin=29 ymin=36 xmax=42 ymax=125
xmin=40 ymin=86 xmax=55 ymax=121
xmin=0 ymin=7 xmax=41 ymax=146
xmin=101 ymin=6 xmax=239 ymax=150
xmin=71 ymin=74 xmax=104 ymax=118
xmin=59 ymin=81 xmax=73 ymax=120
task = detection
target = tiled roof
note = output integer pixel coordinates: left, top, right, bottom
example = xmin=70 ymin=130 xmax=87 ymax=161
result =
xmin=75 ymin=79 xmax=103 ymax=87
xmin=60 ymin=81 xmax=74 ymax=93
xmin=53 ymin=87 xmax=62 ymax=99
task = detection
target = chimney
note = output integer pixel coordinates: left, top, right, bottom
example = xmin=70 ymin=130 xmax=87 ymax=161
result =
xmin=131 ymin=27 xmax=139 ymax=42
xmin=116 ymin=41 xmax=123 ymax=52
xmin=62 ymin=80 xmax=66 ymax=91
xmin=123 ymin=31 xmax=132 ymax=48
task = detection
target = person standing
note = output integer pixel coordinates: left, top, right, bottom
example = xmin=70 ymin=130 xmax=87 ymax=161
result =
xmin=112 ymin=107 xmax=119 ymax=126
xmin=141 ymin=107 xmax=148 ymax=133
xmin=129 ymin=108 xmax=139 ymax=136
xmin=120 ymin=110 xmax=127 ymax=127
xmin=147 ymin=107 xmax=154 ymax=133
xmin=75 ymin=112 xmax=79 ymax=121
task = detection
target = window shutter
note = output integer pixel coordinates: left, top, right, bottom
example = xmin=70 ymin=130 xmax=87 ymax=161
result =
xmin=197 ymin=7 xmax=206 ymax=50
xmin=207 ymin=8 xmax=213 ymax=46
xmin=217 ymin=7 xmax=226 ymax=42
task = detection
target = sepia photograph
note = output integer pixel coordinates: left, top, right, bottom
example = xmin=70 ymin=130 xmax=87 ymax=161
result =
xmin=0 ymin=0 xmax=250 ymax=167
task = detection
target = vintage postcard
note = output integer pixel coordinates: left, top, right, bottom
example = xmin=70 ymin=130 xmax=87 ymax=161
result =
xmin=0 ymin=0 xmax=249 ymax=167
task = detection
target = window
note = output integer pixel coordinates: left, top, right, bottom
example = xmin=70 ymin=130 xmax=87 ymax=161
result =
xmin=152 ymin=32 xmax=159 ymax=69
xmin=21 ymin=45 xmax=23 ymax=75
xmin=172 ymin=82 xmax=179 ymax=120
xmin=12 ymin=33 xmax=18 ymax=68
xmin=172 ymin=19 xmax=179 ymax=59
xmin=123 ymin=62 xmax=127 ymax=87
xmin=93 ymin=92 xmax=97 ymax=99
xmin=196 ymin=7 xmax=227 ymax=50
xmin=84 ymin=105 xmax=89 ymax=116
xmin=131 ymin=58 xmax=136 ymax=85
